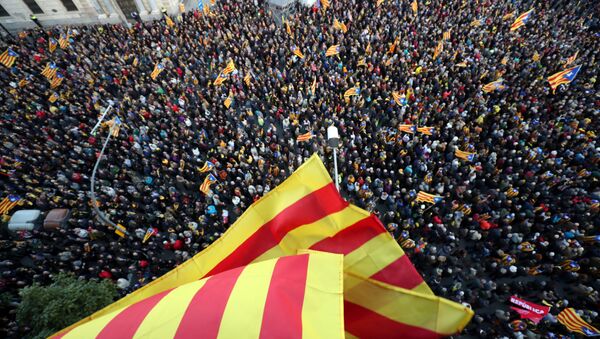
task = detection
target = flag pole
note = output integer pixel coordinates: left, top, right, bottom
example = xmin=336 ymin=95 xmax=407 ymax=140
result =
xmin=327 ymin=126 xmax=340 ymax=191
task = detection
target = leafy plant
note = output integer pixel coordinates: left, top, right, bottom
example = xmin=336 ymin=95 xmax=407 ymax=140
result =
xmin=16 ymin=273 xmax=117 ymax=338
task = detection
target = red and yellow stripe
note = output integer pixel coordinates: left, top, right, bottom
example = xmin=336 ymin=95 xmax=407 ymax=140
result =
xmin=56 ymin=252 xmax=344 ymax=339
xmin=557 ymin=308 xmax=600 ymax=336
xmin=54 ymin=154 xmax=472 ymax=338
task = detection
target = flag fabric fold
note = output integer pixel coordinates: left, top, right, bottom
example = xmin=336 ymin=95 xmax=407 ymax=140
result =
xmin=296 ymin=131 xmax=314 ymax=142
xmin=557 ymin=308 xmax=600 ymax=337
xmin=326 ymin=44 xmax=341 ymax=57
xmin=455 ymin=149 xmax=476 ymax=161
xmin=150 ymin=63 xmax=165 ymax=80
xmin=0 ymin=48 xmax=18 ymax=68
xmin=53 ymin=154 xmax=472 ymax=339
xmin=56 ymin=252 xmax=345 ymax=339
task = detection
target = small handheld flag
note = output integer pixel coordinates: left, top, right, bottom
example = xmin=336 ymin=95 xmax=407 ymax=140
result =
xmin=564 ymin=50 xmax=579 ymax=67
xmin=224 ymin=93 xmax=234 ymax=108
xmin=343 ymin=86 xmax=359 ymax=98
xmin=417 ymin=126 xmax=435 ymax=135
xmin=199 ymin=173 xmax=217 ymax=195
xmin=502 ymin=11 xmax=515 ymax=20
xmin=433 ymin=41 xmax=443 ymax=59
xmin=165 ymin=15 xmax=175 ymax=27
xmin=470 ymin=18 xmax=485 ymax=27
xmin=547 ymin=65 xmax=581 ymax=94
xmin=142 ymin=227 xmax=157 ymax=243
xmin=49 ymin=38 xmax=58 ymax=53
xmin=48 ymin=92 xmax=60 ymax=103
xmin=222 ymin=60 xmax=236 ymax=75
xmin=399 ymin=124 xmax=416 ymax=134
xmin=59 ymin=34 xmax=69 ymax=49
xmin=0 ymin=48 xmax=18 ymax=68
xmin=416 ymin=191 xmax=443 ymax=204
xmin=213 ymin=74 xmax=227 ymax=86
xmin=50 ymin=72 xmax=65 ymax=89
xmin=291 ymin=46 xmax=305 ymax=59
xmin=325 ymin=44 xmax=340 ymax=57
xmin=198 ymin=161 xmax=215 ymax=173
xmin=296 ymin=131 xmax=314 ymax=142
xmin=510 ymin=9 xmax=534 ymax=31
xmin=41 ymin=62 xmax=58 ymax=79
xmin=150 ymin=63 xmax=164 ymax=80
xmin=455 ymin=149 xmax=475 ymax=161
xmin=482 ymin=79 xmax=506 ymax=93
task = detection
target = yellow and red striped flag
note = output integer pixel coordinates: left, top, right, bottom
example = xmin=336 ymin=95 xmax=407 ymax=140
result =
xmin=310 ymin=77 xmax=317 ymax=95
xmin=532 ymin=51 xmax=540 ymax=62
xmin=455 ymin=149 xmax=476 ymax=161
xmin=365 ymin=42 xmax=372 ymax=54
xmin=244 ymin=72 xmax=252 ymax=86
xmin=482 ymin=79 xmax=506 ymax=93
xmin=557 ymin=308 xmax=600 ymax=336
xmin=502 ymin=11 xmax=516 ymax=20
xmin=198 ymin=160 xmax=215 ymax=173
xmin=391 ymin=91 xmax=402 ymax=105
xmin=49 ymin=38 xmax=58 ymax=53
xmin=223 ymin=92 xmax=234 ymax=108
xmin=321 ymin=0 xmax=330 ymax=11
xmin=213 ymin=74 xmax=227 ymax=86
xmin=165 ymin=15 xmax=175 ymax=27
xmin=54 ymin=252 xmax=345 ymax=339
xmin=58 ymin=33 xmax=69 ymax=49
xmin=0 ymin=48 xmax=18 ymax=68
xmin=399 ymin=124 xmax=416 ymax=133
xmin=411 ymin=0 xmax=418 ymax=14
xmin=18 ymin=78 xmax=29 ymax=88
xmin=50 ymin=73 xmax=65 ymax=89
xmin=150 ymin=63 xmax=165 ymax=80
xmin=325 ymin=44 xmax=340 ymax=57
xmin=48 ymin=92 xmax=60 ymax=103
xmin=296 ymin=131 xmax=313 ymax=142
xmin=333 ymin=18 xmax=348 ymax=33
xmin=376 ymin=0 xmax=384 ymax=7
xmin=41 ymin=62 xmax=58 ymax=80
xmin=510 ymin=9 xmax=534 ymax=31
xmin=199 ymin=173 xmax=217 ymax=195
xmin=470 ymin=18 xmax=484 ymax=27
xmin=433 ymin=41 xmax=443 ymax=59
xmin=291 ymin=46 xmax=305 ymax=59
xmin=222 ymin=60 xmax=236 ymax=75
xmin=547 ymin=65 xmax=581 ymax=94
xmin=343 ymin=86 xmax=359 ymax=98
xmin=564 ymin=50 xmax=578 ymax=67
xmin=0 ymin=195 xmax=21 ymax=215
xmin=443 ymin=30 xmax=451 ymax=41
xmin=417 ymin=126 xmax=435 ymax=135
xmin=415 ymin=191 xmax=443 ymax=204
xmin=456 ymin=60 xmax=468 ymax=67
xmin=53 ymin=154 xmax=473 ymax=338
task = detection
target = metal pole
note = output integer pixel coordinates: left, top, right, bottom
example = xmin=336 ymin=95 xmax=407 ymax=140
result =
xmin=333 ymin=147 xmax=339 ymax=191
xmin=90 ymin=124 xmax=117 ymax=228
xmin=91 ymin=104 xmax=113 ymax=135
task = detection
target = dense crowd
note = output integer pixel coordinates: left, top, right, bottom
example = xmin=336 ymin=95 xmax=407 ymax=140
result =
xmin=1 ymin=0 xmax=599 ymax=337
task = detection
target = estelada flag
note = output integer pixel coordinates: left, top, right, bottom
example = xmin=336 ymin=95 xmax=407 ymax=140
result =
xmin=557 ymin=308 xmax=600 ymax=336
xmin=198 ymin=160 xmax=215 ymax=173
xmin=0 ymin=48 xmax=18 ymax=68
xmin=150 ymin=63 xmax=164 ymax=80
xmin=222 ymin=60 xmax=236 ymax=75
xmin=325 ymin=44 xmax=340 ymax=57
xmin=53 ymin=154 xmax=473 ymax=338
xmin=296 ymin=131 xmax=313 ymax=142
xmin=49 ymin=38 xmax=58 ymax=53
xmin=343 ymin=86 xmax=359 ymax=98
xmin=41 ymin=62 xmax=58 ymax=80
xmin=455 ymin=149 xmax=476 ymax=161
xmin=510 ymin=8 xmax=534 ymax=31
xmin=56 ymin=252 xmax=345 ymax=338
xmin=165 ymin=15 xmax=175 ymax=27
xmin=291 ymin=46 xmax=305 ymax=59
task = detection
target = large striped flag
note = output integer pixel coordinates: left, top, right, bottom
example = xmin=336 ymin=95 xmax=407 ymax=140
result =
xmin=510 ymin=9 xmax=534 ymax=31
xmin=150 ymin=63 xmax=165 ymax=80
xmin=55 ymin=253 xmax=345 ymax=339
xmin=0 ymin=48 xmax=18 ymax=68
xmin=415 ymin=191 xmax=443 ymax=204
xmin=53 ymin=154 xmax=473 ymax=338
xmin=325 ymin=44 xmax=340 ymax=57
xmin=296 ymin=131 xmax=313 ymax=142
xmin=547 ymin=65 xmax=581 ymax=94
xmin=455 ymin=149 xmax=476 ymax=161
xmin=557 ymin=308 xmax=600 ymax=337
xmin=200 ymin=173 xmax=217 ymax=195
xmin=0 ymin=195 xmax=21 ymax=215
xmin=41 ymin=62 xmax=58 ymax=80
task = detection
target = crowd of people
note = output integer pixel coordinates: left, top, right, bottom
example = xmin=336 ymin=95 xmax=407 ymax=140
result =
xmin=1 ymin=0 xmax=599 ymax=337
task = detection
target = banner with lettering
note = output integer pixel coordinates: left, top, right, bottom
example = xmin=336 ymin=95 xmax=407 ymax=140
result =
xmin=509 ymin=295 xmax=550 ymax=324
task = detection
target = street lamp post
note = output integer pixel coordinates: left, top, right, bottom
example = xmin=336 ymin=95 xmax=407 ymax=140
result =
xmin=327 ymin=125 xmax=340 ymax=191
